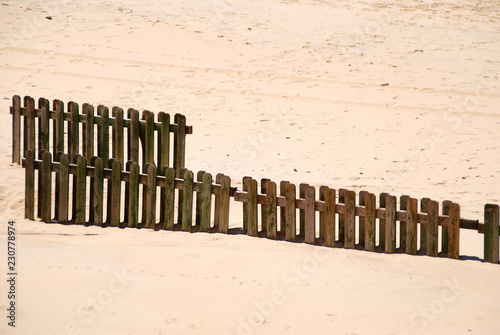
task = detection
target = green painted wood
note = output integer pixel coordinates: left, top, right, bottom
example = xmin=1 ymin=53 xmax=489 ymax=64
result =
xmin=146 ymin=164 xmax=157 ymax=230
xmin=163 ymin=167 xmax=176 ymax=230
xmin=324 ymin=188 xmax=336 ymax=247
xmin=174 ymin=114 xmax=187 ymax=177
xmin=420 ymin=197 xmax=430 ymax=252
xmin=113 ymin=107 xmax=124 ymax=166
xmin=85 ymin=105 xmax=94 ymax=163
xmin=385 ymin=195 xmax=397 ymax=253
xmin=285 ymin=183 xmax=296 ymax=242
xmin=319 ymin=186 xmax=327 ymax=240
xmin=39 ymin=98 xmax=50 ymax=160
xmin=213 ymin=173 xmax=224 ymax=229
xmin=110 ymin=159 xmax=122 ymax=228
xmin=129 ymin=109 xmax=139 ymax=162
xmin=246 ymin=178 xmax=258 ymax=237
xmin=299 ymin=183 xmax=308 ymax=237
xmin=12 ymin=95 xmax=21 ymax=164
xmin=261 ymin=178 xmax=271 ymax=234
xmin=199 ymin=172 xmax=213 ymax=232
xmin=54 ymin=99 xmax=64 ymax=156
xmin=448 ymin=202 xmax=460 ymax=260
xmin=304 ymin=185 xmax=316 ymax=244
xmin=75 ymin=155 xmax=87 ymax=225
xmin=345 ymin=190 xmax=356 ymax=249
xmin=25 ymin=149 xmax=35 ymax=220
xmin=181 ymin=169 xmax=194 ymax=232
xmin=358 ymin=190 xmax=367 ymax=247
xmin=379 ymin=192 xmax=389 ymax=249
xmin=196 ymin=170 xmax=206 ymax=227
xmin=26 ymin=97 xmax=35 ymax=153
xmin=97 ymin=105 xmax=109 ymax=167
xmin=158 ymin=112 xmax=170 ymax=169
xmin=279 ymin=181 xmax=288 ymax=233
xmin=338 ymin=188 xmax=346 ymax=243
xmin=69 ymin=102 xmax=79 ymax=163
xmin=426 ymin=200 xmax=439 ymax=257
xmin=242 ymin=176 xmax=252 ymax=233
xmin=441 ymin=200 xmax=452 ymax=254
xmin=400 ymin=195 xmax=409 ymax=251
xmin=58 ymin=154 xmax=69 ymax=224
xmin=406 ymin=198 xmax=418 ymax=255
xmin=266 ymin=181 xmax=277 ymax=239
xmin=484 ymin=204 xmax=499 ymax=264
xmin=38 ymin=151 xmax=52 ymax=222
xmin=127 ymin=162 xmax=139 ymax=228
xmin=365 ymin=192 xmax=376 ymax=251
xmin=218 ymin=175 xmax=231 ymax=234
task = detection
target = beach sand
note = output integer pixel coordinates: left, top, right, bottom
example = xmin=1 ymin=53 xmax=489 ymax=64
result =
xmin=1 ymin=0 xmax=500 ymax=334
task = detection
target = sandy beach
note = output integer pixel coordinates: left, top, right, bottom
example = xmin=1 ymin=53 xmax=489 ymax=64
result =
xmin=1 ymin=0 xmax=500 ymax=334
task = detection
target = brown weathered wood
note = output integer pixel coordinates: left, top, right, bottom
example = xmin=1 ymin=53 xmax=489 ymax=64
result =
xmin=304 ymin=185 xmax=316 ymax=244
xmin=218 ymin=175 xmax=231 ymax=234
xmin=266 ymin=181 xmax=277 ymax=239
xmin=324 ymin=188 xmax=336 ymax=247
xmin=426 ymin=200 xmax=439 ymax=257
xmin=338 ymin=188 xmax=346 ymax=243
xmin=85 ymin=105 xmax=94 ymax=163
xmin=213 ymin=173 xmax=224 ymax=229
xmin=379 ymin=192 xmax=389 ymax=248
xmin=420 ymin=197 xmax=430 ymax=251
xmin=441 ymin=200 xmax=452 ymax=254
xmin=174 ymin=114 xmax=187 ymax=177
xmin=280 ymin=181 xmax=288 ymax=233
xmin=97 ymin=105 xmax=110 ymax=167
xmin=448 ymin=202 xmax=460 ymax=260
xmin=319 ymin=186 xmax=327 ymax=240
xmin=181 ymin=169 xmax=194 ymax=232
xmin=123 ymin=161 xmax=132 ymax=227
xmin=195 ymin=170 xmax=206 ymax=227
xmin=113 ymin=107 xmax=124 ymax=166
xmin=406 ymin=198 xmax=418 ymax=255
xmin=358 ymin=190 xmax=367 ymax=247
xmin=25 ymin=149 xmax=35 ymax=220
xmin=285 ymin=183 xmax=296 ymax=242
xmin=146 ymin=164 xmax=157 ymax=229
xmin=345 ymin=190 xmax=356 ymax=249
xmin=163 ymin=167 xmax=176 ymax=230
xmin=385 ymin=195 xmax=396 ymax=253
xmin=158 ymin=112 xmax=170 ymax=169
xmin=12 ymin=95 xmax=21 ymax=164
xmin=484 ymin=204 xmax=499 ymax=264
xmin=399 ymin=195 xmax=409 ymax=250
xmin=129 ymin=109 xmax=139 ymax=162
xmin=26 ymin=97 xmax=35 ymax=153
xmin=177 ymin=167 xmax=187 ymax=225
xmin=199 ymin=172 xmax=212 ymax=232
xmin=299 ymin=183 xmax=308 ymax=237
xmin=261 ymin=178 xmax=271 ymax=233
xmin=242 ymin=176 xmax=252 ymax=233
xmin=144 ymin=111 xmax=155 ymax=172
xmin=75 ymin=155 xmax=87 ymax=225
xmin=110 ymin=159 xmax=122 ymax=227
xmin=247 ymin=178 xmax=258 ymax=237
xmin=127 ymin=162 xmax=139 ymax=228
xmin=140 ymin=162 xmax=149 ymax=227
xmin=69 ymin=102 xmax=79 ymax=163
xmin=88 ymin=156 xmax=97 ymax=225
xmin=58 ymin=153 xmax=69 ymax=224
xmin=39 ymin=98 xmax=50 ymax=159
xmin=82 ymin=103 xmax=88 ymax=159
xmin=54 ymin=99 xmax=64 ymax=156
xmin=364 ymin=192 xmax=376 ymax=251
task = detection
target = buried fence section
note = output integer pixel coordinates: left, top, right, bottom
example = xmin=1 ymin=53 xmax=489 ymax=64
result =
xmin=11 ymin=95 xmax=192 ymax=176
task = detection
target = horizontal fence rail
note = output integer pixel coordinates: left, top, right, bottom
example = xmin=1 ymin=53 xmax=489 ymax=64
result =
xmin=11 ymin=95 xmax=192 ymax=176
xmin=23 ymin=150 xmax=500 ymax=264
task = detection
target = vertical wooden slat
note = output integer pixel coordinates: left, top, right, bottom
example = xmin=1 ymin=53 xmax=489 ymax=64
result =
xmin=285 ymin=183 xmax=296 ymax=242
xmin=406 ymin=198 xmax=418 ymax=255
xmin=345 ymin=190 xmax=356 ymax=249
xmin=324 ymin=188 xmax=336 ymax=247
xmin=12 ymin=95 xmax=21 ymax=164
xmin=85 ymin=105 xmax=94 ymax=163
xmin=261 ymin=178 xmax=271 ymax=233
xmin=304 ymin=185 xmax=316 ymax=244
xmin=88 ymin=156 xmax=97 ymax=224
xmin=127 ymin=162 xmax=139 ymax=228
xmin=144 ymin=111 xmax=154 ymax=171
xmin=484 ymin=204 xmax=499 ymax=264
xmin=82 ymin=103 xmax=88 ymax=159
xmin=358 ymin=190 xmax=367 ymax=247
xmin=448 ymin=202 xmax=460 ymax=260
xmin=385 ymin=195 xmax=396 ymax=253
xmin=69 ymin=102 xmax=79 ymax=163
xmin=93 ymin=157 xmax=104 ymax=227
xmin=218 ymin=175 xmax=231 ymax=234
xmin=146 ymin=164 xmax=157 ymax=229
xmin=40 ymin=151 xmax=52 ymax=223
xmin=54 ymin=99 xmax=64 ymax=156
xmin=319 ymin=186 xmax=327 ymax=240
xmin=199 ymin=172 xmax=212 ymax=232
xmin=181 ymin=169 xmax=194 ymax=232
xmin=26 ymin=97 xmax=35 ymax=153
xmin=105 ymin=159 xmax=115 ymax=227
xmin=379 ymin=192 xmax=389 ymax=249
xmin=163 ymin=167 xmax=176 ymax=230
xmin=426 ymin=200 xmax=439 ymax=257
xmin=196 ymin=170 xmax=206 ymax=227
xmin=420 ymin=197 xmax=430 ymax=252
xmin=280 ymin=181 xmax=289 ymax=233
xmin=177 ymin=167 xmax=187 ymax=225
xmin=213 ymin=173 xmax=224 ymax=229
xmin=113 ymin=107 xmax=124 ymax=166
xmin=266 ymin=181 xmax=277 ymax=239
xmin=25 ymin=149 xmax=35 ymax=220
xmin=441 ymin=200 xmax=452 ymax=254
xmin=364 ymin=192 xmax=376 ymax=251
xmin=174 ymin=114 xmax=187 ymax=177
xmin=299 ymin=183 xmax=308 ymax=237
xmin=110 ymin=159 xmax=122 ymax=227
xmin=129 ymin=109 xmax=139 ymax=162
xmin=123 ymin=161 xmax=132 ymax=227
xmin=246 ymin=179 xmax=258 ymax=237
xmin=400 ymin=195 xmax=409 ymax=251
xmin=338 ymin=188 xmax=346 ymax=243
xmin=140 ymin=163 xmax=149 ymax=228
xmin=158 ymin=112 xmax=170 ymax=169
xmin=39 ymin=98 xmax=50 ymax=159
xmin=75 ymin=155 xmax=86 ymax=225
xmin=98 ymin=105 xmax=110 ymax=167
xmin=242 ymin=176 xmax=252 ymax=233
xmin=56 ymin=154 xmax=69 ymax=224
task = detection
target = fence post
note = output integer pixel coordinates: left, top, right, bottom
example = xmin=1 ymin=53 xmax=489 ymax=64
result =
xmin=54 ymin=100 xmax=64 ymax=157
xmin=25 ymin=149 xmax=35 ymax=220
xmin=127 ymin=162 xmax=139 ymax=228
xmin=400 ymin=195 xmax=409 ymax=251
xmin=420 ymin=197 xmax=430 ymax=252
xmin=12 ymin=95 xmax=21 ymax=164
xmin=358 ymin=190 xmax=367 ymax=247
xmin=98 ymin=105 xmax=110 ymax=167
xmin=338 ymin=188 xmax=346 ymax=243
xmin=441 ymin=200 xmax=452 ymax=254
xmin=113 ymin=107 xmax=124 ymax=166
xmin=129 ymin=109 xmax=139 ymax=163
xmin=364 ymin=192 xmax=376 ymax=251
xmin=448 ymin=202 xmax=460 ymax=260
xmin=195 ymin=170 xmax=206 ymax=227
xmin=324 ymin=188 xmax=336 ymax=247
xmin=406 ymin=198 xmax=418 ymax=255
xmin=93 ymin=157 xmax=104 ymax=226
xmin=484 ymin=204 xmax=499 ymax=264
xmin=144 ymin=111 xmax=154 ymax=171
xmin=319 ymin=186 xmax=327 ymax=240
xmin=75 ymin=155 xmax=87 ymax=225
xmin=69 ymin=102 xmax=79 ymax=163
xmin=379 ymin=192 xmax=388 ymax=249
xmin=385 ymin=195 xmax=396 ymax=253
xmin=110 ymin=159 xmax=122 ymax=228
xmin=199 ymin=172 xmax=212 ymax=232
xmin=305 ymin=185 xmax=316 ymax=244
xmin=84 ymin=105 xmax=95 ymax=163
xmin=174 ymin=114 xmax=186 ymax=177
xmin=214 ymin=173 xmax=224 ymax=229
xmin=345 ymin=190 xmax=356 ymax=249
xmin=163 ymin=167 xmax=176 ymax=230
xmin=242 ymin=176 xmax=252 ymax=233
xmin=39 ymin=98 xmax=50 ymax=160
xmin=261 ymin=178 xmax=271 ymax=234
xmin=146 ymin=164 xmax=157 ymax=230
xmin=40 ymin=151 xmax=52 ymax=223
xmin=280 ymin=181 xmax=289 ymax=234
xmin=57 ymin=153 xmax=69 ymax=223
xmin=158 ymin=112 xmax=170 ymax=169
xmin=285 ymin=183 xmax=296 ymax=242
xmin=181 ymin=169 xmax=194 ymax=232
xmin=217 ymin=175 xmax=231 ymax=234
xmin=266 ymin=181 xmax=277 ymax=239
xmin=426 ymin=200 xmax=439 ymax=257
xmin=26 ymin=97 xmax=35 ymax=155
xmin=246 ymin=178 xmax=258 ymax=237
xmin=299 ymin=183 xmax=309 ymax=238
xmin=88 ymin=157 xmax=96 ymax=225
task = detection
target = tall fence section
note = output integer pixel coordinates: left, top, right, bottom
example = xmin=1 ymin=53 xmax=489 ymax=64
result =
xmin=12 ymin=96 xmax=500 ymax=264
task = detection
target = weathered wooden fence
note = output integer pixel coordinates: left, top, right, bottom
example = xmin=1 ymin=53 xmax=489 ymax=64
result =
xmin=11 ymin=95 xmax=192 ymax=175
xmin=23 ymin=150 xmax=500 ymax=264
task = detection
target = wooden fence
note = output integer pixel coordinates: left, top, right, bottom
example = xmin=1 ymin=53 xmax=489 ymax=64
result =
xmin=11 ymin=95 xmax=192 ymax=176
xmin=23 ymin=150 xmax=500 ymax=264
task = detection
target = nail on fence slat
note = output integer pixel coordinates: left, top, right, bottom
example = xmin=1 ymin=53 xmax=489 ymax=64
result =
xmin=127 ymin=162 xmax=139 ymax=228
xmin=285 ymin=183 xmax=296 ymax=242
xmin=364 ymin=192 xmax=376 ymax=251
xmin=385 ymin=194 xmax=396 ymax=253
xmin=25 ymin=149 xmax=35 ymax=220
xmin=181 ymin=169 xmax=194 ymax=232
xmin=304 ymin=185 xmax=316 ymax=244
xmin=345 ymin=190 xmax=356 ymax=249
xmin=406 ymin=198 xmax=418 ymax=255
xmin=12 ymin=95 xmax=21 ymax=164
xmin=199 ymin=172 xmax=212 ymax=232
xmin=218 ymin=175 xmax=231 ymax=234
xmin=448 ymin=202 xmax=460 ymax=260
xmin=266 ymin=181 xmax=277 ymax=239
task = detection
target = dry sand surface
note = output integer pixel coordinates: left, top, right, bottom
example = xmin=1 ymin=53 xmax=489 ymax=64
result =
xmin=1 ymin=0 xmax=500 ymax=334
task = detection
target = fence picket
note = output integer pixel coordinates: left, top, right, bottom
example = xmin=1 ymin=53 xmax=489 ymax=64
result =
xmin=420 ymin=197 xmax=430 ymax=252
xmin=163 ymin=167 xmax=176 ymax=230
xmin=441 ymin=200 xmax=452 ymax=254
xmin=214 ymin=173 xmax=224 ymax=229
xmin=199 ymin=172 xmax=212 ymax=232
xmin=285 ymin=183 xmax=296 ymax=242
xmin=448 ymin=202 xmax=460 ymax=259
xmin=69 ymin=102 xmax=79 ymax=163
xmin=54 ymin=100 xmax=64 ymax=156
xmin=364 ymin=192 xmax=376 ymax=251
xmin=261 ymin=178 xmax=271 ymax=233
xmin=25 ymin=149 xmax=35 ymax=220
xmin=266 ymin=181 xmax=277 ymax=239
xmin=75 ymin=155 xmax=87 ymax=225
xmin=113 ymin=107 xmax=124 ymax=166
xmin=345 ymin=190 xmax=355 ymax=249
xmin=319 ymin=186 xmax=327 ymax=240
xmin=98 ymin=105 xmax=110 ymax=167
xmin=484 ymin=204 xmax=499 ymax=264
xmin=385 ymin=195 xmax=396 ymax=253
xmin=129 ymin=109 xmax=139 ymax=162
xmin=379 ymin=192 xmax=389 ymax=249
xmin=93 ymin=157 xmax=104 ymax=226
xmin=218 ymin=175 xmax=231 ymax=234
xmin=127 ymin=162 xmax=139 ymax=228
xmin=305 ymin=185 xmax=316 ymax=244
xmin=324 ymin=188 xmax=336 ymax=247
xmin=39 ymin=98 xmax=50 ymax=160
xmin=280 ymin=181 xmax=289 ymax=234
xmin=181 ymin=169 xmax=194 ymax=232
xmin=146 ymin=164 xmax=157 ymax=230
xmin=246 ymin=178 xmax=258 ymax=237
xmin=338 ymin=188 xmax=346 ymax=243
xmin=406 ymin=198 xmax=418 ymax=255
xmin=26 ymin=97 xmax=35 ymax=154
xmin=426 ymin=200 xmax=439 ymax=257
xmin=12 ymin=95 xmax=21 ymax=164
xmin=85 ymin=105 xmax=95 ymax=162
xmin=400 ymin=195 xmax=409 ymax=250
xmin=196 ymin=170 xmax=206 ymax=227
